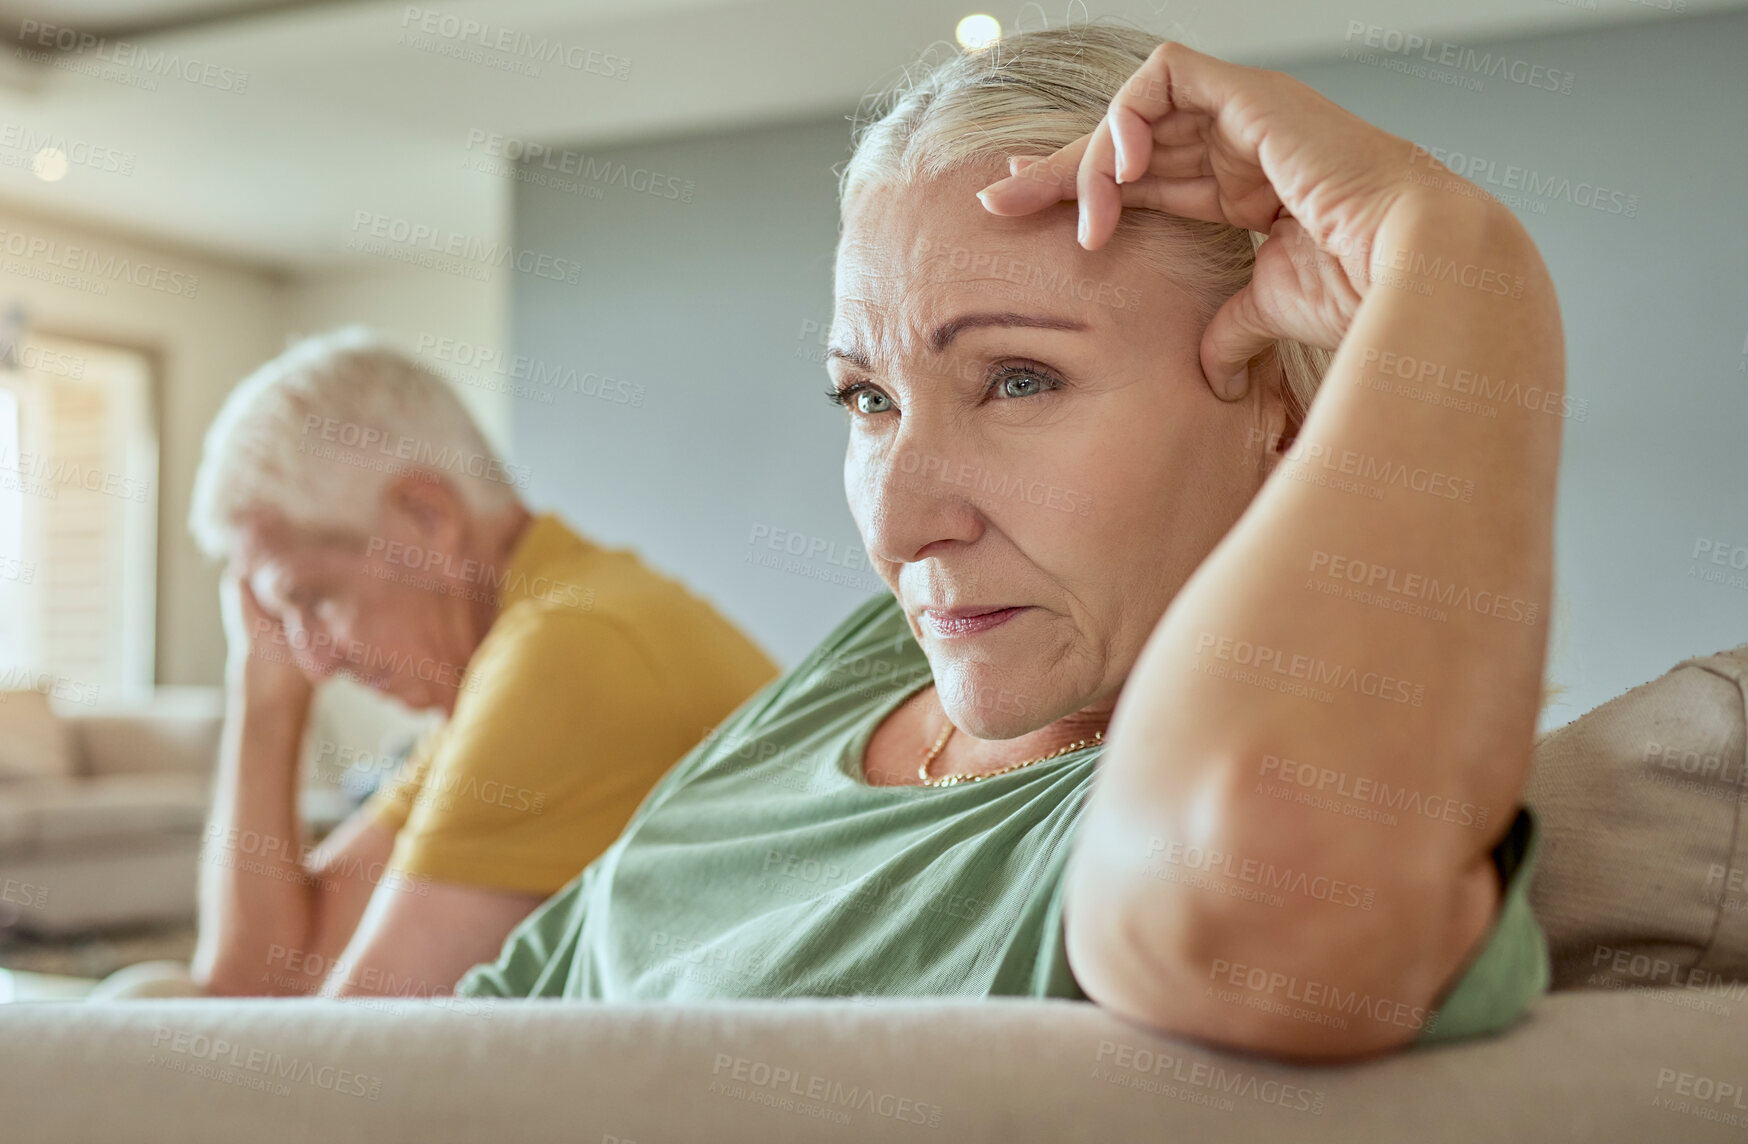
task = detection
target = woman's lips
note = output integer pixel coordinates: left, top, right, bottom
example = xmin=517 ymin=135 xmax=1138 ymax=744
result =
xmin=920 ymin=606 xmax=1026 ymax=639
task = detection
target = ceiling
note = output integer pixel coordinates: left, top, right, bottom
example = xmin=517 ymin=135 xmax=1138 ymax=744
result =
xmin=0 ymin=0 xmax=334 ymax=37
xmin=0 ymin=0 xmax=1735 ymax=274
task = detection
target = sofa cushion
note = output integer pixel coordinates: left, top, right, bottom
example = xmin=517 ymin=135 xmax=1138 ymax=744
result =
xmin=7 ymin=992 xmax=1748 ymax=1144
xmin=0 ymin=689 xmax=75 ymax=782
xmin=62 ymin=687 xmax=223 ymax=778
xmin=0 ymin=773 xmax=209 ymax=853
xmin=1527 ymin=644 xmax=1748 ymax=993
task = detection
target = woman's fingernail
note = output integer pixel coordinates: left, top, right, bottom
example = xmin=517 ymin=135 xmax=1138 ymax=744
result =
xmin=1077 ymin=211 xmax=1089 ymax=246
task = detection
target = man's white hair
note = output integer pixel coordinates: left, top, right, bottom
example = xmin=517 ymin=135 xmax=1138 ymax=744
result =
xmin=188 ymin=326 xmax=519 ymax=558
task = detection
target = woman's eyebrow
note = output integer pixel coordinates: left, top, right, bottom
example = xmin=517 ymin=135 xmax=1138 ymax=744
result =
xmin=825 ymin=311 xmax=1090 ymax=368
xmin=826 ymin=345 xmax=871 ymax=369
xmin=926 ymin=311 xmax=1090 ymax=353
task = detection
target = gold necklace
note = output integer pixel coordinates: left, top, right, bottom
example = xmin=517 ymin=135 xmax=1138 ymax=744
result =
xmin=917 ymin=720 xmax=1105 ymax=787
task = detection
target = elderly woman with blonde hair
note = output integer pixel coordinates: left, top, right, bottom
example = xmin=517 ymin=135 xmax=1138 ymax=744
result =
xmin=461 ymin=23 xmax=1560 ymax=1061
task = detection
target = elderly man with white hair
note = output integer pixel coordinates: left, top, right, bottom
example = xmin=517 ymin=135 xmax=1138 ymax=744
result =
xmin=186 ymin=328 xmax=777 ymax=998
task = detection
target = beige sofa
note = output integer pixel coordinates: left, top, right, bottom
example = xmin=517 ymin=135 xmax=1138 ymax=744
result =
xmin=4 ymin=648 xmax=1748 ymax=1142
xmin=0 ymin=687 xmax=221 ymax=935
xmin=0 ymin=680 xmax=406 ymax=937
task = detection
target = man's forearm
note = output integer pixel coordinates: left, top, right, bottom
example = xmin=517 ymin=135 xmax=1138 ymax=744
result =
xmin=1069 ymin=191 xmax=1564 ymax=1055
xmin=192 ymin=686 xmax=321 ymax=995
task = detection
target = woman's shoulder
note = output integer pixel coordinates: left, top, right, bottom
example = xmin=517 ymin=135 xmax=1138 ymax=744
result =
xmin=618 ymin=593 xmax=916 ymax=812
xmin=732 ymin=592 xmax=916 ymax=724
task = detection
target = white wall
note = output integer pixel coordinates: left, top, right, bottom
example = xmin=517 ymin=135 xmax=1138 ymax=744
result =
xmin=0 ymin=207 xmax=512 ymax=687
xmin=0 ymin=203 xmax=286 ymax=687
xmin=509 ymin=12 xmax=1748 ymax=727
xmin=511 ymin=117 xmax=853 ymax=668
xmin=279 ymin=265 xmax=510 ymax=454
xmin=1284 ymin=12 xmax=1748 ymax=728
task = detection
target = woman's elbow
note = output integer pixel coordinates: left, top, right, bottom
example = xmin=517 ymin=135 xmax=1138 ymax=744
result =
xmin=1064 ymin=858 xmax=1484 ymax=1062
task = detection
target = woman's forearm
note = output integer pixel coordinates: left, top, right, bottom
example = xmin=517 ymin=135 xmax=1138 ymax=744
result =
xmin=1068 ymin=188 xmax=1564 ymax=1057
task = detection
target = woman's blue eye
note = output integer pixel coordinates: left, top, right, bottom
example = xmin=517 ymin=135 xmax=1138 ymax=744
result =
xmin=855 ymin=388 xmax=892 ymax=414
xmin=997 ymin=371 xmax=1050 ymax=398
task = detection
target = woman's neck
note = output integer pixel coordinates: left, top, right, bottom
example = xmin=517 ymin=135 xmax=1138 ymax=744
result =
xmin=925 ymin=685 xmax=1117 ymax=779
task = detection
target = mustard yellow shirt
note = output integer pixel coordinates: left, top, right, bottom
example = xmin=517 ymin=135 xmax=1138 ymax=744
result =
xmin=365 ymin=514 xmax=779 ymax=894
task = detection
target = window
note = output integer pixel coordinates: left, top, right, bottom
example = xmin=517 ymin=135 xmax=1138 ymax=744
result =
xmin=0 ymin=331 xmax=158 ymax=700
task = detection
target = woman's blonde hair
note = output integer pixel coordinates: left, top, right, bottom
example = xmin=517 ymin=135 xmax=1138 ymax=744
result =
xmin=839 ymin=22 xmax=1331 ymax=431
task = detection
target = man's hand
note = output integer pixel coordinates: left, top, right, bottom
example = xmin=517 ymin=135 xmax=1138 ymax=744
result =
xmin=196 ymin=571 xmax=321 ymax=995
xmin=220 ymin=570 xmax=313 ymax=711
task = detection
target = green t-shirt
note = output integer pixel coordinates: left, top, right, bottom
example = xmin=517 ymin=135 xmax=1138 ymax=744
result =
xmin=459 ymin=592 xmax=1549 ymax=1044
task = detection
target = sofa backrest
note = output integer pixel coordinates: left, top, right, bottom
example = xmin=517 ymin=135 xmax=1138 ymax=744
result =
xmin=1528 ymin=644 xmax=1748 ymax=994
xmin=0 ymin=688 xmax=76 ymax=781
xmin=60 ymin=686 xmax=224 ymax=778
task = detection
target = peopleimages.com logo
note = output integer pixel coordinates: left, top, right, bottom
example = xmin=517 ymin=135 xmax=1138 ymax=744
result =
xmin=0 ymin=124 xmax=135 ymax=175
xmin=14 ymin=20 xmax=250 ymax=93
xmin=298 ymin=415 xmax=531 ymax=490
xmin=415 ymin=335 xmax=646 ymax=407
xmin=347 ymin=211 xmax=584 ymax=286
xmin=463 ymin=131 xmax=694 ymax=203
xmin=398 ymin=7 xmax=629 ymax=81
xmin=0 ymin=226 xmax=199 ymax=298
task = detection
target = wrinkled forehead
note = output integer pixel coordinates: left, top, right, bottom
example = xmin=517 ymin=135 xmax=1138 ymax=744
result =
xmin=231 ymin=511 xmax=362 ymax=586
xmin=831 ymin=167 xmax=1142 ymax=355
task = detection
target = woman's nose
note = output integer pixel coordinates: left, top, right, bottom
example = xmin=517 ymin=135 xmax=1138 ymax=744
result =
xmin=856 ymin=431 xmax=987 ymax=566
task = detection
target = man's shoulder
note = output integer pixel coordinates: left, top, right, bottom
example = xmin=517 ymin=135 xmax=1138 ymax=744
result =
xmin=519 ymin=523 xmax=725 ymax=633
xmin=502 ymin=514 xmax=704 ymax=627
xmin=462 ymin=595 xmax=638 ymax=699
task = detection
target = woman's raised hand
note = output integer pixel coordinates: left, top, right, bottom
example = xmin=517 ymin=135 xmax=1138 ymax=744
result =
xmin=977 ymin=41 xmax=1447 ymax=399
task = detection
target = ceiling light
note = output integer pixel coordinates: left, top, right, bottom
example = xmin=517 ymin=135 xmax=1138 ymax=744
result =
xmin=32 ymin=147 xmax=68 ymax=182
xmin=956 ymin=14 xmax=1000 ymax=51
